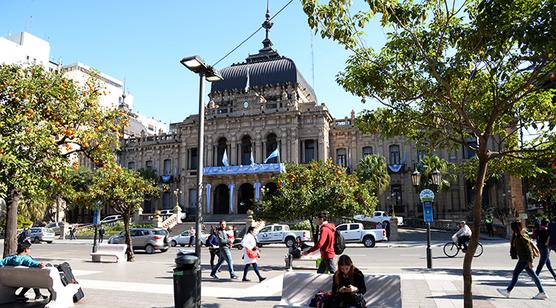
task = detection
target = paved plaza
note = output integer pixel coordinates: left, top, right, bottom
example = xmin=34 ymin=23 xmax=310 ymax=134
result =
xmin=2 ymin=228 xmax=556 ymax=307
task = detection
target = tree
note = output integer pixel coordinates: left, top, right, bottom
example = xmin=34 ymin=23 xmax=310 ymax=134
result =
xmin=416 ymin=155 xmax=456 ymax=191
xmin=82 ymin=166 xmax=158 ymax=261
xmin=302 ymin=0 xmax=556 ymax=306
xmin=0 ymin=64 xmax=126 ymax=257
xmin=255 ymin=160 xmax=377 ymax=238
xmin=527 ymin=160 xmax=556 ymax=217
xmin=355 ymin=154 xmax=390 ymax=195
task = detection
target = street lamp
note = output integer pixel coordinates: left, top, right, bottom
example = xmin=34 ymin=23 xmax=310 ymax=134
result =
xmin=180 ymin=55 xmax=222 ymax=306
xmin=412 ymin=168 xmax=442 ymax=269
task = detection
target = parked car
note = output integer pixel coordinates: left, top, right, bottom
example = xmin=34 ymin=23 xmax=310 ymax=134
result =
xmin=159 ymin=209 xmax=173 ymax=216
xmin=100 ymin=215 xmax=122 ymax=224
xmin=354 ymin=211 xmax=404 ymax=226
xmin=256 ymin=224 xmax=311 ymax=247
xmin=170 ymin=231 xmax=208 ymax=247
xmin=45 ymin=222 xmax=67 ymax=236
xmin=28 ymin=227 xmax=55 ymax=244
xmin=336 ymin=223 xmax=387 ymax=247
xmin=108 ymin=228 xmax=169 ymax=254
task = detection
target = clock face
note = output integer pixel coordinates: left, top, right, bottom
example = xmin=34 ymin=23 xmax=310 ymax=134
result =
xmin=243 ymin=101 xmax=249 ymax=109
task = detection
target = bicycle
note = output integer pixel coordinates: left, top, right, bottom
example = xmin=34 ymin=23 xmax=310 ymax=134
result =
xmin=443 ymin=240 xmax=483 ymax=258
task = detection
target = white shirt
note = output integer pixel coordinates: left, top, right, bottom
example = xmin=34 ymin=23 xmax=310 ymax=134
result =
xmin=241 ymin=232 xmax=258 ymax=265
xmin=454 ymin=225 xmax=472 ymax=238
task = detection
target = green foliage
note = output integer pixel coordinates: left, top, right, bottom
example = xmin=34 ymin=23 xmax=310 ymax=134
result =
xmin=254 ymin=160 xmax=377 ymax=223
xmin=355 ymin=154 xmax=390 ymax=194
xmin=289 ymin=220 xmax=312 ymax=231
xmin=416 ymin=155 xmax=456 ymax=191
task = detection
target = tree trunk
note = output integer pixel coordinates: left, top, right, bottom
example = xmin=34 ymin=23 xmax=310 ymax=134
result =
xmin=463 ymin=154 xmax=489 ymax=308
xmin=3 ymin=189 xmax=21 ymax=258
xmin=123 ymin=210 xmax=134 ymax=262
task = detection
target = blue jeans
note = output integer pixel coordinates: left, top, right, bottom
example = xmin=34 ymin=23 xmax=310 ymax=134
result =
xmin=211 ymin=248 xmax=236 ymax=277
xmin=507 ymin=260 xmax=544 ymax=293
xmin=535 ymin=245 xmax=556 ymax=278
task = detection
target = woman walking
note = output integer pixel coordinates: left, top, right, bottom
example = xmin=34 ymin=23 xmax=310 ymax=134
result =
xmin=497 ymin=221 xmax=547 ymax=299
xmin=535 ymin=219 xmax=556 ymax=281
xmin=206 ymin=226 xmax=220 ymax=272
xmin=241 ymin=227 xmax=266 ymax=282
xmin=331 ymin=255 xmax=367 ymax=308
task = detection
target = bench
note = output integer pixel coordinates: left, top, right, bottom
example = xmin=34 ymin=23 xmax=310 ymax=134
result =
xmin=90 ymin=244 xmax=127 ymax=263
xmin=274 ymin=272 xmax=402 ymax=308
xmin=0 ymin=266 xmax=81 ymax=308
xmin=284 ymin=254 xmax=319 ymax=270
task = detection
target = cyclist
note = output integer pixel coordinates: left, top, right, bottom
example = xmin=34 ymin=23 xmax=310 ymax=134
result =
xmin=452 ymin=221 xmax=472 ymax=252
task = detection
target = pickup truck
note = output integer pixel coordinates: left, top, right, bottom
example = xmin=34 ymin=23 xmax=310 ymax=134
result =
xmin=256 ymin=224 xmax=311 ymax=247
xmin=336 ymin=223 xmax=387 ymax=247
xmin=354 ymin=211 xmax=404 ymax=226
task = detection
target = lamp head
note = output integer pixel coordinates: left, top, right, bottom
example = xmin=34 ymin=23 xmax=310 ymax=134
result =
xmin=431 ymin=169 xmax=442 ymax=186
xmin=411 ymin=170 xmax=421 ymax=187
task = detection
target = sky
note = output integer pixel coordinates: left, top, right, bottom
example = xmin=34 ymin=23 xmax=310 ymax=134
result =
xmin=0 ymin=0 xmax=385 ymax=127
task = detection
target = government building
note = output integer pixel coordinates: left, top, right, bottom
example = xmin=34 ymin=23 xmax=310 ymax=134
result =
xmin=117 ymin=15 xmax=524 ymax=224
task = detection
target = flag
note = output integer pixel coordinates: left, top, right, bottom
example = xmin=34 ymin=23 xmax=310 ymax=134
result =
xmin=245 ymin=66 xmax=250 ymax=92
xmin=250 ymin=150 xmax=255 ymax=165
xmin=264 ymin=148 xmax=279 ymax=163
xmin=222 ymin=149 xmax=229 ymax=166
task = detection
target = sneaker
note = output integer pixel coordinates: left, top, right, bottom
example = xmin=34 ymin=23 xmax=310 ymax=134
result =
xmin=231 ymin=274 xmax=239 ymax=279
xmin=497 ymin=288 xmax=510 ymax=298
xmin=210 ymin=273 xmax=219 ymax=279
xmin=259 ymin=277 xmax=267 ymax=283
xmin=242 ymin=278 xmax=250 ymax=282
xmin=532 ymin=292 xmax=548 ymax=300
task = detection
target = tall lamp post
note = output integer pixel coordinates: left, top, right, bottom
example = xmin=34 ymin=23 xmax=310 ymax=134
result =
xmin=180 ymin=55 xmax=222 ymax=306
xmin=411 ymin=169 xmax=442 ymax=269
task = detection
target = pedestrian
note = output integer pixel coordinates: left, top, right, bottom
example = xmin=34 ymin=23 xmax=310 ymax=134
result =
xmin=375 ymin=221 xmax=383 ymax=229
xmin=302 ymin=212 xmax=336 ymax=274
xmin=206 ymin=226 xmax=220 ymax=271
xmin=485 ymin=214 xmax=494 ymax=237
xmin=497 ymin=220 xmax=547 ymax=299
xmin=241 ymin=226 xmax=266 ymax=282
xmin=69 ymin=227 xmax=77 ymax=240
xmin=535 ymin=218 xmax=556 ymax=281
xmin=98 ymin=226 xmax=105 ymax=243
xmin=549 ymin=217 xmax=556 ymax=252
xmin=0 ymin=242 xmax=48 ymax=301
xmin=188 ymin=226 xmax=195 ymax=247
xmin=210 ymin=220 xmax=238 ymax=279
xmin=331 ymin=255 xmax=367 ymax=308
xmin=17 ymin=228 xmax=30 ymax=244
xmin=384 ymin=221 xmax=391 ymax=241
xmin=287 ymin=237 xmax=311 ymax=271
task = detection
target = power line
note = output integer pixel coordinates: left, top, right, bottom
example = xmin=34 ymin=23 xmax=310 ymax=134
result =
xmin=212 ymin=0 xmax=294 ymax=67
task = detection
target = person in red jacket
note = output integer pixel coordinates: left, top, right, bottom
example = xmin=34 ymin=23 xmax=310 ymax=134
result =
xmin=302 ymin=212 xmax=336 ymax=274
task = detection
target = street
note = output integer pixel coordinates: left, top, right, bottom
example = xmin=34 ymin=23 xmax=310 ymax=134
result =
xmin=1 ymin=228 xmax=556 ymax=307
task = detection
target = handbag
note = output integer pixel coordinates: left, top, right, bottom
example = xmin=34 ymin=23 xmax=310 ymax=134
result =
xmin=529 ymin=240 xmax=540 ymax=258
xmin=246 ymin=247 xmax=260 ymax=259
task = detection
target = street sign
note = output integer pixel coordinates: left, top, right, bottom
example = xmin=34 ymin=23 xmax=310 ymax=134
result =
xmin=419 ymin=189 xmax=435 ymax=203
xmin=92 ymin=210 xmax=100 ymax=225
xmin=423 ymin=201 xmax=434 ymax=222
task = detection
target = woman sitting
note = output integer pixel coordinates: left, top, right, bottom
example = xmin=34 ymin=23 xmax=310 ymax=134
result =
xmin=331 ymin=255 xmax=367 ymax=308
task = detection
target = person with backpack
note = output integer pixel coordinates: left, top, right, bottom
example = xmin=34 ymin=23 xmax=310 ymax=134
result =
xmin=535 ymin=218 xmax=556 ymax=281
xmin=302 ymin=212 xmax=337 ymax=274
xmin=497 ymin=220 xmax=547 ymax=299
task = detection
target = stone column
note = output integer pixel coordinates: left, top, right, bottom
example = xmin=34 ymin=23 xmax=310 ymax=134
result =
xmin=389 ymin=217 xmax=400 ymax=241
xmin=230 ymin=142 xmax=237 ymax=166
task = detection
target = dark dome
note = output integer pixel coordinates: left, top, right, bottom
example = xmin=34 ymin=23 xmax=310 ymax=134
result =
xmin=211 ymin=53 xmax=316 ymax=101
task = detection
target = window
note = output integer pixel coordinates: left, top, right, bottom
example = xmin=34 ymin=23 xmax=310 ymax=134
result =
xmin=391 ymin=185 xmax=402 ymax=214
xmin=162 ymin=192 xmax=171 ymax=209
xmin=266 ymin=133 xmax=278 ymax=163
xmin=188 ymin=189 xmax=197 ymax=209
xmin=274 ymin=225 xmax=283 ymax=231
xmin=189 ymin=148 xmax=198 ymax=170
xmin=416 ymin=149 xmax=426 ymax=163
xmin=127 ymin=161 xmax=135 ymax=170
xmin=349 ymin=224 xmax=360 ymax=230
xmin=336 ymin=225 xmax=348 ymax=231
xmin=465 ymin=138 xmax=477 ymax=159
xmin=241 ymin=135 xmax=252 ymax=165
xmin=304 ymin=140 xmax=315 ymax=163
xmin=145 ymin=160 xmax=153 ymax=170
xmin=216 ymin=137 xmax=228 ymax=166
xmin=260 ymin=226 xmax=271 ymax=233
xmin=163 ymin=159 xmax=171 ymax=175
xmin=389 ymin=145 xmax=401 ymax=165
xmin=336 ymin=148 xmax=347 ymax=167
xmin=362 ymin=146 xmax=373 ymax=157
xmin=449 ymin=149 xmax=458 ymax=162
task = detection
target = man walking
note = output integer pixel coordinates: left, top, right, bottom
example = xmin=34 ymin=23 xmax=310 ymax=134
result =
xmin=210 ymin=220 xmax=238 ymax=279
xmin=188 ymin=227 xmax=196 ymax=247
xmin=302 ymin=212 xmax=336 ymax=274
xmin=98 ymin=226 xmax=105 ymax=243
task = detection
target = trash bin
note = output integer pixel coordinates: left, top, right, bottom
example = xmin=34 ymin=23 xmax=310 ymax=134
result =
xmin=173 ymin=251 xmax=200 ymax=308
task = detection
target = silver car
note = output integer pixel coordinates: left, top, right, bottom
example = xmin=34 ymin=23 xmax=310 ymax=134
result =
xmin=108 ymin=228 xmax=169 ymax=254
xmin=28 ymin=227 xmax=55 ymax=244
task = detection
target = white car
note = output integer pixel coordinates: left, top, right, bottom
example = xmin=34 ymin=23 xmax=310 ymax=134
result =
xmin=336 ymin=223 xmax=387 ymax=247
xmin=101 ymin=215 xmax=122 ymax=224
xmin=170 ymin=230 xmax=208 ymax=247
xmin=354 ymin=211 xmax=404 ymax=226
xmin=28 ymin=227 xmax=55 ymax=244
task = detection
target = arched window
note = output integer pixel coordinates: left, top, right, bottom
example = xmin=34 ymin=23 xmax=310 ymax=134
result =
xmin=389 ymin=145 xmax=400 ymax=165
xmin=362 ymin=146 xmax=373 ymax=157
xmin=304 ymin=140 xmax=315 ymax=163
xmin=241 ymin=135 xmax=252 ymax=165
xmin=265 ymin=133 xmax=278 ymax=163
xmin=336 ymin=148 xmax=347 ymax=167
xmin=163 ymin=159 xmax=171 ymax=175
xmin=216 ymin=137 xmax=228 ymax=166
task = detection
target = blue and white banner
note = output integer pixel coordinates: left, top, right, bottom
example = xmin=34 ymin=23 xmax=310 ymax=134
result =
xmin=254 ymin=182 xmax=261 ymax=201
xmin=222 ymin=149 xmax=229 ymax=166
xmin=245 ymin=66 xmax=250 ymax=92
xmin=388 ymin=164 xmax=403 ymax=173
xmin=264 ymin=148 xmax=280 ymax=163
xmin=206 ymin=184 xmax=212 ymax=212
xmin=228 ymin=183 xmax=235 ymax=213
xmin=250 ymin=151 xmax=255 ymax=165
xmin=204 ymin=163 xmax=286 ymax=175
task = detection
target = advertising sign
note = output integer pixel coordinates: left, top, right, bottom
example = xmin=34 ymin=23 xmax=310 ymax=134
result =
xmin=92 ymin=209 xmax=100 ymax=225
xmin=419 ymin=189 xmax=435 ymax=203
xmin=423 ymin=201 xmax=434 ymax=222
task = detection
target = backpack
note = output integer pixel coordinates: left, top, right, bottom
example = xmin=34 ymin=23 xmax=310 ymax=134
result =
xmin=333 ymin=228 xmax=346 ymax=255
xmin=56 ymin=262 xmax=85 ymax=302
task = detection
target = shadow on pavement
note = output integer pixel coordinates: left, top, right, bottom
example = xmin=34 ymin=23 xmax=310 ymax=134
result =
xmin=217 ymin=296 xmax=281 ymax=302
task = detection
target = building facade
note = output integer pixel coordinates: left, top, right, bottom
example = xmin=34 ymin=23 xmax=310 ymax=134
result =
xmin=118 ymin=25 xmax=523 ymax=223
